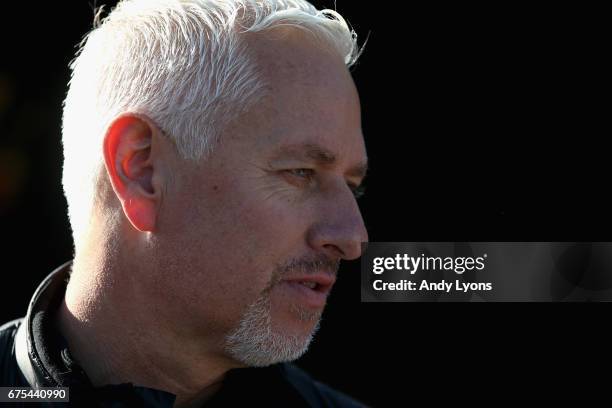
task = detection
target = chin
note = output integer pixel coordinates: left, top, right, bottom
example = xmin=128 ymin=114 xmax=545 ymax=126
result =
xmin=223 ymin=294 xmax=322 ymax=367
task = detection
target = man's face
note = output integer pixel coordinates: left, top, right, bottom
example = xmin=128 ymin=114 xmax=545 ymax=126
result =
xmin=152 ymin=30 xmax=368 ymax=367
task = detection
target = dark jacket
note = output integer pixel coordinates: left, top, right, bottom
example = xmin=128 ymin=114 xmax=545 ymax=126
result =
xmin=0 ymin=262 xmax=364 ymax=407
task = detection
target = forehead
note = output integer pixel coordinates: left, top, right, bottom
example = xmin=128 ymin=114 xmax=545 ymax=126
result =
xmin=237 ymin=28 xmax=366 ymax=162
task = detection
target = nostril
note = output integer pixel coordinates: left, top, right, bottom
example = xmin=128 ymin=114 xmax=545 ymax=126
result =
xmin=323 ymin=243 xmax=345 ymax=259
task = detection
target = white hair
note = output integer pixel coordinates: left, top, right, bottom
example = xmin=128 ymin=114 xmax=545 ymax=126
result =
xmin=61 ymin=0 xmax=362 ymax=251
xmin=225 ymin=284 xmax=322 ymax=366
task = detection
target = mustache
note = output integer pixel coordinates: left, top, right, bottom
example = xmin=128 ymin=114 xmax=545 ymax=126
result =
xmin=268 ymin=255 xmax=341 ymax=288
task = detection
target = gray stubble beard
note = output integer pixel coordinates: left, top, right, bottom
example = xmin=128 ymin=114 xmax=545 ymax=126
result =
xmin=223 ymin=283 xmax=323 ymax=367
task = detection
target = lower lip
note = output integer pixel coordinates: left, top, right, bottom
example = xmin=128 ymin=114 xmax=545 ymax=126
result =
xmin=278 ymin=281 xmax=329 ymax=308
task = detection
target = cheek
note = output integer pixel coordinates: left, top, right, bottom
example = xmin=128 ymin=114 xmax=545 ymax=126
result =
xmin=215 ymin=179 xmax=309 ymax=254
xmin=154 ymin=197 xmax=278 ymax=308
xmin=155 ymin=172 xmax=313 ymax=322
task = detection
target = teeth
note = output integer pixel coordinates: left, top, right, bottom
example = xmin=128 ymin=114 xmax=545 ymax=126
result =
xmin=300 ymin=281 xmax=317 ymax=289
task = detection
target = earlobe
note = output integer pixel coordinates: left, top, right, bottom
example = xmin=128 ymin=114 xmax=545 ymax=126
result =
xmin=122 ymin=194 xmax=157 ymax=232
xmin=103 ymin=114 xmax=160 ymax=233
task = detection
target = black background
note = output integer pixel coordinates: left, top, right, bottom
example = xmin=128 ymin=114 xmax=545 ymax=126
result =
xmin=0 ymin=1 xmax=608 ymax=406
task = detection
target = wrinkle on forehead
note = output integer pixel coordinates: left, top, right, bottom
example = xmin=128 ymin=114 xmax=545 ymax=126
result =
xmin=219 ymin=27 xmax=365 ymax=165
xmin=245 ymin=26 xmax=355 ymax=92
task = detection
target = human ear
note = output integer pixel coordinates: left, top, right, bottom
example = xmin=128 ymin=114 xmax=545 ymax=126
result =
xmin=102 ymin=114 xmax=161 ymax=232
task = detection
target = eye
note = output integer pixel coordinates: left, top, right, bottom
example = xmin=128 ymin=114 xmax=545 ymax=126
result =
xmin=349 ymin=184 xmax=366 ymax=199
xmin=287 ymin=168 xmax=315 ymax=179
xmin=282 ymin=168 xmax=316 ymax=187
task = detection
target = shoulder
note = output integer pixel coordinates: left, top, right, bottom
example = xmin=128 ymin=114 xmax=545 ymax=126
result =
xmin=279 ymin=363 xmax=368 ymax=408
xmin=0 ymin=318 xmax=22 ymax=355
xmin=0 ymin=318 xmax=25 ymax=385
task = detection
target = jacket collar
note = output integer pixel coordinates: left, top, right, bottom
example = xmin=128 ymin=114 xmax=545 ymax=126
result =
xmin=15 ymin=260 xmax=71 ymax=388
xmin=14 ymin=261 xmax=177 ymax=406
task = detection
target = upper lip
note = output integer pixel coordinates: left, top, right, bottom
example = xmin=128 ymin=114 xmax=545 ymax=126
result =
xmin=282 ymin=273 xmax=337 ymax=293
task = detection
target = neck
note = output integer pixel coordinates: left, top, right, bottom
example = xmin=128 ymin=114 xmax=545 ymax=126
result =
xmin=57 ymin=239 xmax=233 ymax=406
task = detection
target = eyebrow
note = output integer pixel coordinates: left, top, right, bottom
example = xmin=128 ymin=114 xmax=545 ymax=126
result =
xmin=272 ymin=142 xmax=368 ymax=181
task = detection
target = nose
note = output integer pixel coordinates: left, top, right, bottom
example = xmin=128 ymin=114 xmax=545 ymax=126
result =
xmin=307 ymin=185 xmax=369 ymax=261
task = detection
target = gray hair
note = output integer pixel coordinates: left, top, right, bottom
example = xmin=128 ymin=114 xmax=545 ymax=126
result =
xmin=61 ymin=0 xmax=362 ymax=250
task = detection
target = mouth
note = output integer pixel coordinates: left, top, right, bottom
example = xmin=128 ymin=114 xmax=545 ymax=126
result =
xmin=279 ymin=274 xmax=336 ymax=309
